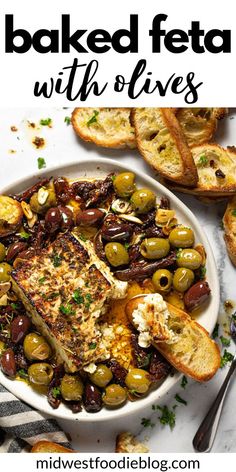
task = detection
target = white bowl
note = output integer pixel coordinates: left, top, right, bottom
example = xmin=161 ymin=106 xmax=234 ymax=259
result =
xmin=0 ymin=158 xmax=220 ymax=421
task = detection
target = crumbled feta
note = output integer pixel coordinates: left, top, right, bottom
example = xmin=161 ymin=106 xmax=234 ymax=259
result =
xmin=83 ymin=362 xmax=97 ymax=374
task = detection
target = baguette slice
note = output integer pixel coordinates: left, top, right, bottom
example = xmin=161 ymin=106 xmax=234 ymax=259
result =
xmin=71 ymin=108 xmax=136 ymax=149
xmin=132 ymin=108 xmax=198 ymax=187
xmin=163 ymin=144 xmax=236 ymax=196
xmin=223 ymin=196 xmax=236 ymax=266
xmin=176 ymin=108 xmax=228 ymax=148
xmin=126 ymin=295 xmax=220 ymax=382
xmin=31 ymin=441 xmax=74 ymax=453
xmin=116 ymin=432 xmax=149 ymax=453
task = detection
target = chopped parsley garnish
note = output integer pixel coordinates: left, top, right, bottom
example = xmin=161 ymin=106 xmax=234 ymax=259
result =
xmin=52 ymin=386 xmax=61 ymax=398
xmin=199 ymin=266 xmax=206 ymax=279
xmin=220 ymin=349 xmax=234 ymax=368
xmin=85 ymin=293 xmax=93 ymax=309
xmin=52 ymin=253 xmax=62 ymax=267
xmin=181 ymin=375 xmax=188 ymax=389
xmin=111 ymin=175 xmax=116 ymax=182
xmin=40 ymin=118 xmax=52 ymax=126
xmin=46 ymin=292 xmax=59 ymax=300
xmin=220 ymin=336 xmax=231 ymax=347
xmin=72 ymin=289 xmax=84 ymax=305
xmin=18 ymin=369 xmax=29 ymax=380
xmin=197 ymin=155 xmax=208 ymax=167
xmin=64 ymin=116 xmax=71 ymax=125
xmin=37 ymin=157 xmax=46 ymax=170
xmin=141 ymin=418 xmax=155 ymax=428
xmin=212 ymin=323 xmax=219 ymax=339
xmin=39 ymin=276 xmax=46 ymax=284
xmin=59 ymin=304 xmax=75 ymax=316
xmin=124 ymin=242 xmax=130 ymax=250
xmin=87 ymin=110 xmax=99 ymax=127
xmin=154 ymin=405 xmax=176 ymax=429
xmin=19 ymin=230 xmax=31 ymax=240
xmin=176 ymin=249 xmax=183 ymax=259
xmin=89 ymin=342 xmax=97 ymax=350
xmin=232 ymin=209 xmax=236 ymax=217
xmin=78 ymin=233 xmax=87 ymax=242
xmin=175 ymin=394 xmax=187 ymax=405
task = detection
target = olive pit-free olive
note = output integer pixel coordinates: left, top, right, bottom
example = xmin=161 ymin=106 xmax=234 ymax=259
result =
xmin=61 ymin=374 xmax=84 ymax=401
xmin=0 ymin=243 xmax=6 ymax=262
xmin=89 ymin=364 xmax=113 ymax=388
xmin=103 ymin=384 xmax=127 ymax=406
xmin=113 ymin=172 xmax=136 ymax=198
xmin=0 ymin=262 xmax=12 ymax=282
xmin=169 ymin=226 xmax=194 ymax=248
xmin=173 ymin=267 xmax=195 ymax=293
xmin=152 ymin=269 xmax=173 ymax=292
xmin=140 ymin=238 xmax=170 ymax=260
xmin=23 ymin=333 xmax=52 ymax=361
xmin=125 ymin=368 xmax=151 ymax=394
xmin=176 ymin=249 xmax=202 ymax=270
xmin=131 ymin=188 xmax=156 ymax=214
xmin=105 ymin=242 xmax=129 ymax=267
xmin=28 ymin=363 xmax=53 ymax=386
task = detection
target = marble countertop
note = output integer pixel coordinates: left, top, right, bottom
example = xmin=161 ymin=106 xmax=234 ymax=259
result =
xmin=0 ymin=108 xmax=235 ymax=453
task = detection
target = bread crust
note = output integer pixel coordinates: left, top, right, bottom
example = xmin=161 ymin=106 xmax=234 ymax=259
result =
xmin=223 ymin=195 xmax=236 ymax=266
xmin=132 ymin=108 xmax=198 ymax=187
xmin=31 ymin=441 xmax=74 ymax=453
xmin=71 ymin=108 xmax=136 ymax=149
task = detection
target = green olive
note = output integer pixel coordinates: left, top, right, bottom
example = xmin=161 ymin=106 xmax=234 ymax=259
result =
xmin=0 ymin=243 xmax=6 ymax=262
xmin=105 ymin=242 xmax=129 ymax=267
xmin=23 ymin=333 xmax=52 ymax=361
xmin=125 ymin=368 xmax=151 ymax=394
xmin=113 ymin=172 xmax=136 ymax=198
xmin=173 ymin=267 xmax=195 ymax=293
xmin=89 ymin=364 xmax=113 ymax=388
xmin=169 ymin=226 xmax=194 ymax=248
xmin=103 ymin=384 xmax=127 ymax=406
xmin=0 ymin=340 xmax=5 ymax=355
xmin=152 ymin=269 xmax=173 ymax=292
xmin=131 ymin=188 xmax=156 ymax=214
xmin=0 ymin=262 xmax=12 ymax=282
xmin=61 ymin=374 xmax=84 ymax=401
xmin=30 ymin=188 xmax=57 ymax=215
xmin=28 ymin=363 xmax=53 ymax=386
xmin=176 ymin=249 xmax=202 ymax=270
xmin=140 ymin=238 xmax=170 ymax=260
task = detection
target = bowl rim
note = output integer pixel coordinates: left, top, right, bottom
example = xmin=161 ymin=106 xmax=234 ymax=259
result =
xmin=0 ymin=157 xmax=220 ymax=422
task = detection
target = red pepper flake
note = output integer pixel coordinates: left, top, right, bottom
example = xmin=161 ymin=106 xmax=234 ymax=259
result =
xmin=32 ymin=136 xmax=45 ymax=149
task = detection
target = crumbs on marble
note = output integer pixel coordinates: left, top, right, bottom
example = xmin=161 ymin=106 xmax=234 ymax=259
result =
xmin=8 ymin=149 xmax=16 ymax=154
xmin=32 ymin=136 xmax=46 ymax=149
xmin=224 ymin=300 xmax=235 ymax=314
xmin=10 ymin=125 xmax=18 ymax=132
xmin=28 ymin=121 xmax=36 ymax=129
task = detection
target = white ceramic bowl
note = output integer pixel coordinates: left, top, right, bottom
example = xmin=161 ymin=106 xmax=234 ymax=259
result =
xmin=0 ymin=158 xmax=220 ymax=421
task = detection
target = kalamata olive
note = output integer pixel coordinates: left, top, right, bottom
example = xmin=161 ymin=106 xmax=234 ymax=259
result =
xmin=184 ymin=280 xmax=211 ymax=311
xmin=83 ymin=383 xmax=103 ymax=412
xmin=101 ymin=223 xmax=132 ymax=242
xmin=58 ymin=206 xmax=73 ymax=230
xmin=76 ymin=209 xmax=104 ymax=226
xmin=11 ymin=315 xmax=31 ymax=344
xmin=0 ymin=348 xmax=16 ymax=378
xmin=54 ymin=177 xmax=71 ymax=204
xmin=6 ymin=241 xmax=28 ymax=262
xmin=173 ymin=267 xmax=195 ymax=293
xmin=0 ymin=243 xmax=6 ymax=262
xmin=45 ymin=207 xmax=62 ymax=233
xmin=125 ymin=368 xmax=151 ymax=393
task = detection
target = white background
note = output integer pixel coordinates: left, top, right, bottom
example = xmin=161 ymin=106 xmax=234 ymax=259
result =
xmin=0 ymin=0 xmax=236 ymax=106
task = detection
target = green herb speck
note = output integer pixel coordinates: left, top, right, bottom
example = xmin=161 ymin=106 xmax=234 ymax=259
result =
xmin=39 ymin=277 xmax=46 ymax=284
xmin=72 ymin=289 xmax=84 ymax=305
xmin=89 ymin=342 xmax=97 ymax=350
xmin=220 ymin=349 xmax=234 ymax=368
xmin=64 ymin=116 xmax=71 ymax=125
xmin=37 ymin=157 xmax=46 ymax=170
xmin=220 ymin=336 xmax=231 ymax=347
xmin=87 ymin=110 xmax=99 ymax=127
xmin=52 ymin=386 xmax=61 ymax=398
xmin=197 ymin=155 xmax=208 ymax=167
xmin=175 ymin=394 xmax=187 ymax=405
xmin=141 ymin=418 xmax=155 ymax=428
xmin=181 ymin=375 xmax=188 ymax=389
xmin=59 ymin=304 xmax=75 ymax=316
xmin=40 ymin=118 xmax=52 ymax=126
xmin=231 ymin=209 xmax=236 ymax=217
xmin=52 ymin=254 xmax=62 ymax=267
xmin=212 ymin=323 xmax=219 ymax=339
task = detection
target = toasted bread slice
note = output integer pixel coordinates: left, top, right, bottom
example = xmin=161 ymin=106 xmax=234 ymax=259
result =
xmin=31 ymin=441 xmax=74 ymax=453
xmin=132 ymin=108 xmax=198 ymax=187
xmin=116 ymin=432 xmax=149 ymax=453
xmin=126 ymin=295 xmax=220 ymax=382
xmin=176 ymin=108 xmax=228 ymax=148
xmin=163 ymin=144 xmax=236 ymax=196
xmin=71 ymin=108 xmax=136 ymax=149
xmin=223 ymin=196 xmax=236 ymax=266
